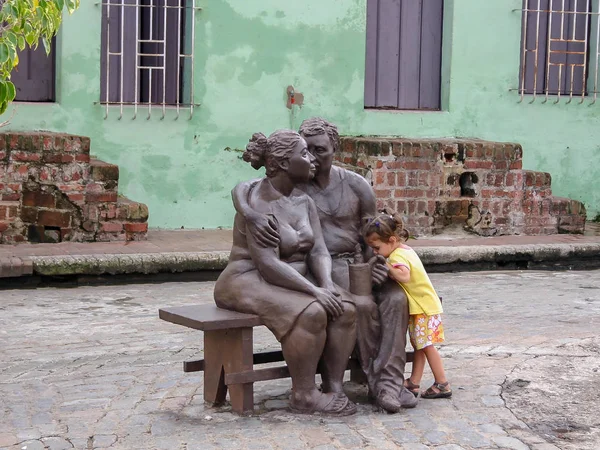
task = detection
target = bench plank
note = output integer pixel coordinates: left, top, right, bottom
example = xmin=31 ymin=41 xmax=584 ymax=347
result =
xmin=225 ymin=366 xmax=290 ymax=385
xmin=159 ymin=304 xmax=262 ymax=331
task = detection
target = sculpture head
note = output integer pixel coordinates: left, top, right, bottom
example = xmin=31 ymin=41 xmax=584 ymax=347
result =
xmin=243 ymin=129 xmax=315 ymax=183
xmin=299 ymin=117 xmax=339 ymax=177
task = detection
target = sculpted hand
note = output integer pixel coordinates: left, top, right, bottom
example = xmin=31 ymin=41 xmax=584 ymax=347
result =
xmin=313 ymin=287 xmax=344 ymax=319
xmin=247 ymin=213 xmax=280 ymax=247
xmin=370 ymin=255 xmax=389 ymax=286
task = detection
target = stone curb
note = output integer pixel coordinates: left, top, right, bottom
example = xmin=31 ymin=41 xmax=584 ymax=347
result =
xmin=24 ymin=242 xmax=600 ymax=277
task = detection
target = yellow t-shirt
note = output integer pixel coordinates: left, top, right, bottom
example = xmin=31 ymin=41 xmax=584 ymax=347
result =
xmin=387 ymin=246 xmax=443 ymax=316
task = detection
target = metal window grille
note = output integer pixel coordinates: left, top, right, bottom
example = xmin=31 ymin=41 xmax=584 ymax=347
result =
xmin=99 ymin=0 xmax=200 ymax=119
xmin=518 ymin=0 xmax=600 ymax=103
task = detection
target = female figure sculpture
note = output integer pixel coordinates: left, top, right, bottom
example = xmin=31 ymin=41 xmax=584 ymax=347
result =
xmin=214 ymin=129 xmax=357 ymax=415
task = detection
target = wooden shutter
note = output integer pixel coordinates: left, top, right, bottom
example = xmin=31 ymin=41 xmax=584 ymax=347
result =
xmin=364 ymin=0 xmax=444 ymax=110
xmin=12 ymin=40 xmax=55 ymax=102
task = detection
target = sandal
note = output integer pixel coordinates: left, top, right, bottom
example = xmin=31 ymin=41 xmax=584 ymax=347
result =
xmin=403 ymin=378 xmax=420 ymax=397
xmin=289 ymin=393 xmax=357 ymax=416
xmin=421 ymin=381 xmax=452 ymax=399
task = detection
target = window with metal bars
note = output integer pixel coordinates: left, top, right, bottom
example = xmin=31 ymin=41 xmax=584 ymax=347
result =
xmin=519 ymin=0 xmax=599 ymax=100
xmin=100 ymin=0 xmax=197 ymax=119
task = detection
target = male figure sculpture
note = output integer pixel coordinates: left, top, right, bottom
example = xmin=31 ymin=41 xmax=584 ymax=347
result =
xmin=233 ymin=117 xmax=416 ymax=412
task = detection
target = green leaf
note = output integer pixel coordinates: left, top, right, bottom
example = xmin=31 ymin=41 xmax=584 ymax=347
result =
xmin=66 ymin=0 xmax=79 ymax=13
xmin=0 ymin=44 xmax=10 ymax=66
xmin=6 ymin=82 xmax=16 ymax=102
xmin=0 ymin=82 xmax=7 ymax=104
xmin=0 ymin=101 xmax=9 ymax=117
xmin=17 ymin=36 xmax=26 ymax=51
xmin=56 ymin=0 xmax=65 ymax=11
xmin=42 ymin=36 xmax=51 ymax=55
xmin=26 ymin=33 xmax=37 ymax=47
xmin=5 ymin=32 xmax=18 ymax=48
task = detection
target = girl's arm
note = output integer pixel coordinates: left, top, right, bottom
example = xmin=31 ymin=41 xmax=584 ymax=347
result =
xmin=387 ymin=262 xmax=411 ymax=284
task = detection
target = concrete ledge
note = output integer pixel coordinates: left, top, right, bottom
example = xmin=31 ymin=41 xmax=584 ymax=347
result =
xmin=31 ymin=251 xmax=230 ymax=276
xmin=26 ymin=242 xmax=600 ymax=277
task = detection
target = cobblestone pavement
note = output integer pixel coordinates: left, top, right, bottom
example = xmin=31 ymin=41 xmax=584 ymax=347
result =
xmin=1 ymin=270 xmax=599 ymax=450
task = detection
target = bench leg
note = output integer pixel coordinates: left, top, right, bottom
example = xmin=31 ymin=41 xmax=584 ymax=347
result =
xmin=204 ymin=328 xmax=254 ymax=414
xmin=203 ymin=330 xmax=228 ymax=406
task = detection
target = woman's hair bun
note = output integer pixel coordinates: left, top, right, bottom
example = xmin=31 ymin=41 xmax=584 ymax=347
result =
xmin=243 ymin=132 xmax=269 ymax=170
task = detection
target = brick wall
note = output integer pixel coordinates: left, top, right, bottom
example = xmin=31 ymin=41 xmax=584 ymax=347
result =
xmin=337 ymin=137 xmax=586 ymax=237
xmin=0 ymin=132 xmax=148 ymax=244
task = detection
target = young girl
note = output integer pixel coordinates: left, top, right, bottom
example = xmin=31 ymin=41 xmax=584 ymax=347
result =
xmin=363 ymin=213 xmax=452 ymax=399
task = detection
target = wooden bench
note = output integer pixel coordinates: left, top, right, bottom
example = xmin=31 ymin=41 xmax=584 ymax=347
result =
xmin=159 ymin=303 xmax=419 ymax=414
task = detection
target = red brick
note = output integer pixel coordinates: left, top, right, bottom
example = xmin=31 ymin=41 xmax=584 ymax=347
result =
xmin=38 ymin=210 xmax=71 ymax=228
xmin=43 ymin=153 xmax=74 ymax=164
xmin=0 ymin=222 xmax=9 ymax=232
xmin=509 ymin=160 xmax=522 ymax=170
xmin=396 ymin=200 xmax=407 ymax=213
xmin=374 ymin=189 xmax=393 ymax=199
xmin=75 ymin=154 xmax=90 ymax=163
xmin=417 ymin=171 xmax=429 ymax=186
xmin=124 ymin=222 xmax=148 ymax=233
xmin=494 ymin=161 xmax=509 ymax=171
xmin=0 ymin=150 xmax=6 ymax=161
xmin=22 ymin=191 xmax=56 ymax=208
xmin=404 ymin=189 xmax=425 ymax=198
xmin=101 ymin=221 xmax=124 ymax=233
xmin=1 ymin=193 xmax=20 ymax=201
xmin=67 ymin=193 xmax=84 ymax=203
xmin=20 ymin=206 xmax=38 ymax=223
xmin=464 ymin=160 xmax=493 ymax=170
xmin=505 ymin=173 xmax=515 ymax=186
xmin=407 ymin=172 xmax=418 ymax=187
xmin=374 ymin=172 xmax=385 ymax=186
xmin=85 ymin=182 xmax=104 ymax=193
xmin=42 ymin=135 xmax=56 ymax=151
xmin=57 ymin=184 xmax=85 ymax=192
xmin=396 ymin=172 xmax=407 ymax=187
xmin=386 ymin=172 xmax=396 ymax=186
xmin=524 ymin=171 xmax=535 ymax=186
xmin=407 ymin=200 xmax=417 ymax=214
xmin=87 ymin=192 xmax=118 ymax=203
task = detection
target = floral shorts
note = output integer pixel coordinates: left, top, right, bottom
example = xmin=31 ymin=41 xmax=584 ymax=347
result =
xmin=408 ymin=314 xmax=445 ymax=350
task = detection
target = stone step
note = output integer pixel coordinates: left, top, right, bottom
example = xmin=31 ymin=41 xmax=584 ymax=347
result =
xmin=0 ymin=132 xmax=148 ymax=244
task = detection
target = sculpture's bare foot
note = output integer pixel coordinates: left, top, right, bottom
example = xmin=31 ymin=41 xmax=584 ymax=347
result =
xmin=289 ymin=391 xmax=356 ymax=416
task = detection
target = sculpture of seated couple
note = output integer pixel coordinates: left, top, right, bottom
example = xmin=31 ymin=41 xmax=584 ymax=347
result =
xmin=214 ymin=118 xmax=417 ymax=415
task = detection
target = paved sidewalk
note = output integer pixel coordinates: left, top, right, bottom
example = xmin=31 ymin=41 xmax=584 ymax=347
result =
xmin=1 ymin=223 xmax=599 ymax=278
xmin=1 ymin=271 xmax=599 ymax=449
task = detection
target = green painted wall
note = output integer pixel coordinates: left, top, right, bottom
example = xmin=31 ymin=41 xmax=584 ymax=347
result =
xmin=5 ymin=0 xmax=599 ymax=227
